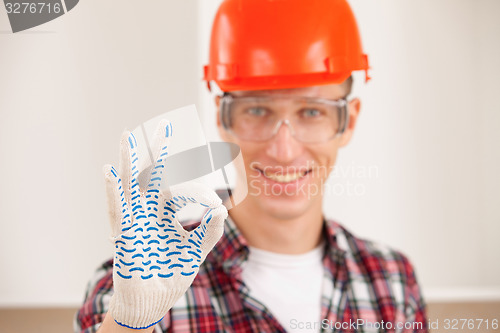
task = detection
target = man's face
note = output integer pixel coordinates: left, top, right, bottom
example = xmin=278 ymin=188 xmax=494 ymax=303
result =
xmin=217 ymin=84 xmax=360 ymax=220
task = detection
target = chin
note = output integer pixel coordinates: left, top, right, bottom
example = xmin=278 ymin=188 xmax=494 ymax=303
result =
xmin=258 ymin=198 xmax=311 ymax=220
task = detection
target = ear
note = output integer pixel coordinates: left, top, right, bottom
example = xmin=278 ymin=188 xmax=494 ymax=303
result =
xmin=215 ymin=95 xmax=221 ymax=126
xmin=339 ymin=98 xmax=361 ymax=147
xmin=215 ymin=95 xmax=231 ymax=142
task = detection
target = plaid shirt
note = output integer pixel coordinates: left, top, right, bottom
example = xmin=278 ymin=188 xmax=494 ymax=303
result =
xmin=75 ymin=218 xmax=427 ymax=333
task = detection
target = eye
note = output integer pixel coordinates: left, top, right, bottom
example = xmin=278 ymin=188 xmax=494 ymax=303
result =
xmin=300 ymin=108 xmax=322 ymax=118
xmin=245 ymin=107 xmax=268 ymax=117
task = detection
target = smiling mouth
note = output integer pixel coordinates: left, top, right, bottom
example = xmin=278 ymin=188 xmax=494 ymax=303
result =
xmin=258 ymin=169 xmax=311 ymax=183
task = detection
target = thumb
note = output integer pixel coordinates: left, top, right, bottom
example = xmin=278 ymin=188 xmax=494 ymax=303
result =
xmin=103 ymin=164 xmax=126 ymax=238
xmin=197 ymin=205 xmax=228 ymax=256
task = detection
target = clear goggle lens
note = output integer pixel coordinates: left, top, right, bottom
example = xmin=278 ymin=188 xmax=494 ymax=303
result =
xmin=220 ymin=94 xmax=348 ymax=143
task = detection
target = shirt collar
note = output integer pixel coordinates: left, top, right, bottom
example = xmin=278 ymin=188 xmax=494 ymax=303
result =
xmin=322 ymin=219 xmax=348 ymax=260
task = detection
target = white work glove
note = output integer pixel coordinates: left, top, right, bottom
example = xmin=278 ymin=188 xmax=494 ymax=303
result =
xmin=103 ymin=119 xmax=227 ymax=329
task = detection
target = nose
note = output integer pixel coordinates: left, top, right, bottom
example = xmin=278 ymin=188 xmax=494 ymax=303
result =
xmin=265 ymin=120 xmax=303 ymax=163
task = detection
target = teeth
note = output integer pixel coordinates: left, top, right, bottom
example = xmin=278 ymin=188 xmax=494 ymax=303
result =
xmin=264 ymin=171 xmax=306 ymax=183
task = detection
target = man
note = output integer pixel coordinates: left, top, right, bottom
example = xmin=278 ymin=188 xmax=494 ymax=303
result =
xmin=76 ymin=0 xmax=427 ymax=332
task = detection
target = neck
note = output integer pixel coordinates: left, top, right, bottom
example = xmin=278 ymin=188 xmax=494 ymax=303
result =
xmin=228 ymin=193 xmax=324 ymax=254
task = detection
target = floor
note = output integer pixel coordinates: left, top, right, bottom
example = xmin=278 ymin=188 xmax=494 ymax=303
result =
xmin=0 ymin=302 xmax=499 ymax=332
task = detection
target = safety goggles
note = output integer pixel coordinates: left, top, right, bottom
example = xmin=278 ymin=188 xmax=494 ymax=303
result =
xmin=219 ymin=94 xmax=349 ymax=143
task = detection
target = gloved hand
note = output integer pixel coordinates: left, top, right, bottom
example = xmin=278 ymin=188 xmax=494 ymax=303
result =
xmin=103 ymin=119 xmax=227 ymax=329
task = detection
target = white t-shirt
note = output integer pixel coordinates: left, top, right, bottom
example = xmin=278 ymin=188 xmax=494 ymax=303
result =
xmin=241 ymin=243 xmax=325 ymax=333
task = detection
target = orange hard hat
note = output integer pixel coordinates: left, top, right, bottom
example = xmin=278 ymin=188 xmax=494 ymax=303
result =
xmin=203 ymin=0 xmax=370 ymax=92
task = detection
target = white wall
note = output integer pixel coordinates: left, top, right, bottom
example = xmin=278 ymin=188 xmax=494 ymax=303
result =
xmin=338 ymin=0 xmax=500 ymax=297
xmin=0 ymin=0 xmax=498 ymax=307
xmin=0 ymin=0 xmax=200 ymax=306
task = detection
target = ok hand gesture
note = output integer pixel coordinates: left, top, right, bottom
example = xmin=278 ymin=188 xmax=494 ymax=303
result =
xmin=103 ymin=120 xmax=227 ymax=329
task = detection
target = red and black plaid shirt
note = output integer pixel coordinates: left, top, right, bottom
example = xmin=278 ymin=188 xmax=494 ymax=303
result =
xmin=75 ymin=218 xmax=427 ymax=332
